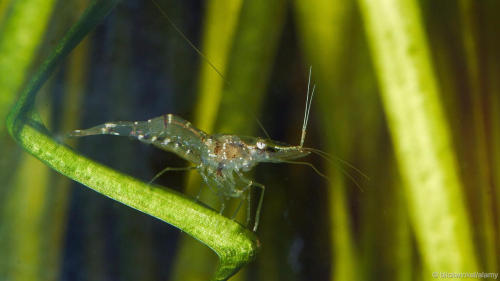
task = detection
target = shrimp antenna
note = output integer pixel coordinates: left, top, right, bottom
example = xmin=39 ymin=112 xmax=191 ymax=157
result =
xmin=304 ymin=149 xmax=365 ymax=192
xmin=300 ymin=66 xmax=315 ymax=147
xmin=151 ymin=0 xmax=272 ymax=140
xmin=280 ymin=160 xmax=330 ymax=180
xmin=305 ymin=147 xmax=370 ymax=180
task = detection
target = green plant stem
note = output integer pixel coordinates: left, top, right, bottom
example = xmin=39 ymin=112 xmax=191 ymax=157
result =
xmin=0 ymin=0 xmax=57 ymax=128
xmin=358 ymin=0 xmax=478 ymax=273
xmin=5 ymin=0 xmax=259 ymax=280
xmin=459 ymin=0 xmax=496 ymax=271
xmin=292 ymin=1 xmax=359 ymax=279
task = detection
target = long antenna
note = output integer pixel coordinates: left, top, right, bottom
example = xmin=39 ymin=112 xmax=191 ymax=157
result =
xmin=300 ymin=66 xmax=316 ymax=147
xmin=151 ymin=0 xmax=271 ymax=140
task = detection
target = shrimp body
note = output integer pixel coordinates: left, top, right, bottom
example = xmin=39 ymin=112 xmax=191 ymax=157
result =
xmin=70 ymin=114 xmax=206 ymax=166
xmin=69 ymin=114 xmax=310 ymax=231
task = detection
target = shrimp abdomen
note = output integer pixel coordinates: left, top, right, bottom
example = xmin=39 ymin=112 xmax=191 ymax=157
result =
xmin=68 ymin=122 xmax=136 ymax=137
xmin=68 ymin=114 xmax=207 ymax=165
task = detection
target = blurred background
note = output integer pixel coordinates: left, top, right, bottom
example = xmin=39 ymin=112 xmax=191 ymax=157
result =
xmin=0 ymin=0 xmax=499 ymax=280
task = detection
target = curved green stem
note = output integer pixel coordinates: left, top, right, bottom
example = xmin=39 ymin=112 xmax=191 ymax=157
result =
xmin=5 ymin=0 xmax=259 ymax=280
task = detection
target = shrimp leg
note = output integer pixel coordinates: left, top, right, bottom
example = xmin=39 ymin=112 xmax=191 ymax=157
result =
xmin=246 ymin=187 xmax=251 ymax=225
xmin=253 ymin=183 xmax=265 ymax=232
xmin=231 ymin=180 xmax=253 ymax=224
xmin=232 ymin=194 xmax=246 ymax=220
xmin=219 ymin=193 xmax=226 ymax=215
xmin=237 ymin=171 xmax=265 ymax=231
xmin=148 ymin=166 xmax=197 ymax=185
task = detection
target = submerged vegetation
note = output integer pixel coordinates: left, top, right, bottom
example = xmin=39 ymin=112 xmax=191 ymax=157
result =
xmin=1 ymin=0 xmax=499 ymax=280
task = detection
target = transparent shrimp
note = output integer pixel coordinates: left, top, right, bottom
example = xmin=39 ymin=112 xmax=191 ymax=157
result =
xmin=69 ymin=68 xmax=362 ymax=231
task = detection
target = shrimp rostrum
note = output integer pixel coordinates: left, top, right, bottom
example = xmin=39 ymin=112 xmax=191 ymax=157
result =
xmin=68 ymin=70 xmax=362 ymax=231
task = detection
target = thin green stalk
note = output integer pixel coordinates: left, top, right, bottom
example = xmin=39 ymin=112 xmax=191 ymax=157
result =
xmin=173 ymin=0 xmax=285 ymax=279
xmin=183 ymin=0 xmax=244 ymax=220
xmin=292 ymin=1 xmax=358 ymax=279
xmin=0 ymin=0 xmax=58 ymax=279
xmin=45 ymin=2 xmax=91 ymax=276
xmin=0 ymin=0 xmax=57 ymax=127
xmin=459 ymin=0 xmax=496 ymax=271
xmin=172 ymin=2 xmax=244 ymax=280
xmin=358 ymin=0 xmax=478 ymax=273
xmin=5 ymin=96 xmax=52 ymax=281
xmin=222 ymin=2 xmax=287 ymax=280
xmin=5 ymin=1 xmax=259 ymax=280
xmin=352 ymin=20 xmax=414 ymax=279
xmin=484 ymin=0 xmax=500 ymax=261
xmin=192 ymin=0 xmax=244 ymax=135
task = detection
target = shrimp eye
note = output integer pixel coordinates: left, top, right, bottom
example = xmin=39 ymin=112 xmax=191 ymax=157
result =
xmin=256 ymin=141 xmax=267 ymax=150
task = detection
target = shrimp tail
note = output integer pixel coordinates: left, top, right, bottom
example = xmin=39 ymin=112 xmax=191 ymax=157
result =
xmin=68 ymin=122 xmax=137 ymax=138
